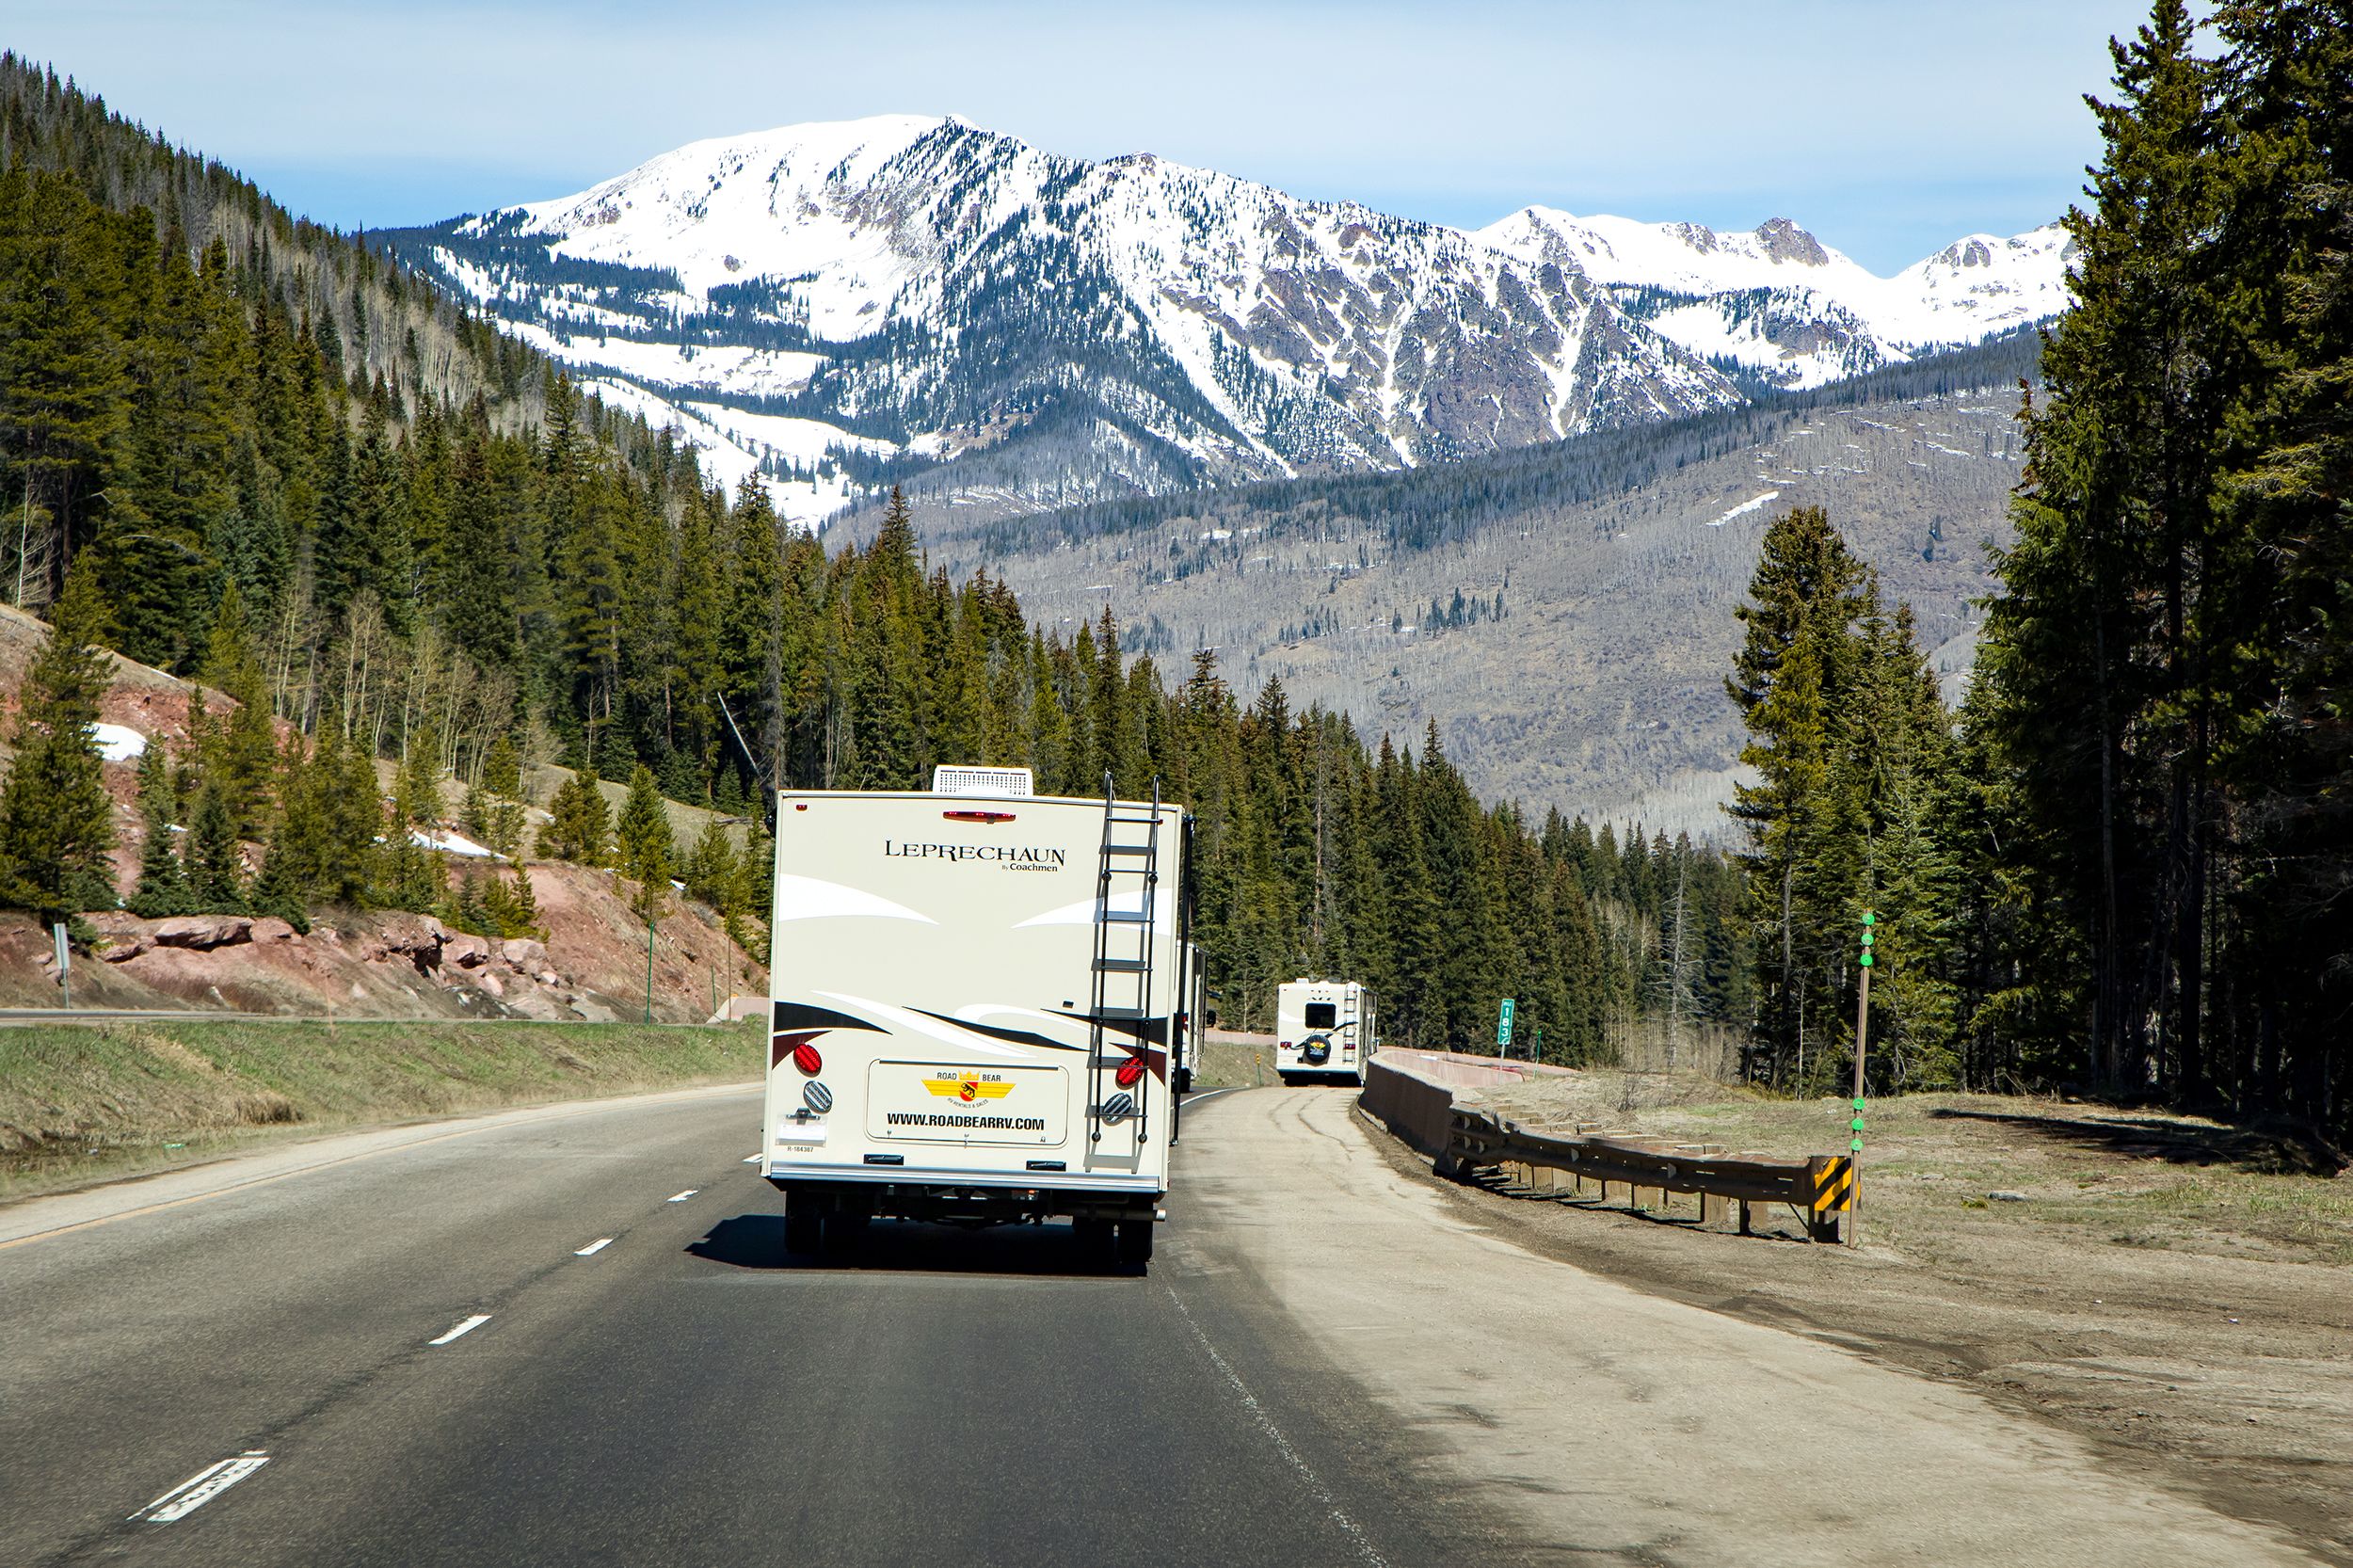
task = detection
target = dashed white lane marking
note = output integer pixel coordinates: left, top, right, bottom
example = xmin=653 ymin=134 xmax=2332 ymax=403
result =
xmin=133 ymin=1450 xmax=269 ymax=1522
xmin=574 ymin=1238 xmax=614 ymax=1256
xmin=743 ymin=1153 xmax=761 ymax=1163
xmin=667 ymin=1190 xmax=697 ymax=1202
xmin=428 ymin=1314 xmax=491 ymax=1346
xmin=1163 ymin=1285 xmax=1388 ymax=1568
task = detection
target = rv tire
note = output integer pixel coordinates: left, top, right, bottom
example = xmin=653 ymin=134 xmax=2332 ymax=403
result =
xmin=823 ymin=1203 xmax=870 ymax=1256
xmin=783 ymin=1202 xmax=823 ymax=1256
xmin=1073 ymin=1216 xmax=1113 ymax=1262
xmin=1116 ymin=1219 xmax=1155 ymax=1266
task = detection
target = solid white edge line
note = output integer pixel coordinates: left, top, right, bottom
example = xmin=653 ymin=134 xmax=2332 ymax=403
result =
xmin=743 ymin=1153 xmax=761 ymax=1163
xmin=574 ymin=1238 xmax=613 ymax=1256
xmin=666 ymin=1190 xmax=697 ymax=1202
xmin=134 ymin=1456 xmax=234 ymax=1517
xmin=133 ymin=1450 xmax=269 ymax=1523
xmin=427 ymin=1313 xmax=491 ymax=1346
xmin=1163 ymin=1285 xmax=1388 ymax=1568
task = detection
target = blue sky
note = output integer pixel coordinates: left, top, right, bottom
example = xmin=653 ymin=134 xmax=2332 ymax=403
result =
xmin=13 ymin=0 xmax=2153 ymax=272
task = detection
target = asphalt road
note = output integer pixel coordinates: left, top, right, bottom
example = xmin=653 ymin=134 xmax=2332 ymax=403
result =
xmin=0 ymin=1085 xmax=1519 ymax=1568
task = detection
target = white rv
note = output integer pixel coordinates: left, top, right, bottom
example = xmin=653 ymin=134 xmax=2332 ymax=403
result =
xmin=1275 ymin=978 xmax=1376 ymax=1085
xmin=1172 ymin=939 xmax=1205 ymax=1095
xmin=761 ymin=766 xmax=1192 ymax=1267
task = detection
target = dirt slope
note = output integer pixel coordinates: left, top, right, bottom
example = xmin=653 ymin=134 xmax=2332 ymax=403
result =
xmin=0 ymin=605 xmax=764 ymax=1022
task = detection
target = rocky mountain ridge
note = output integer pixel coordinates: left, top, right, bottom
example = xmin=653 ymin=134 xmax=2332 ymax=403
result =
xmin=382 ymin=115 xmax=2070 ymax=524
xmin=1481 ymin=208 xmax=2073 ymax=392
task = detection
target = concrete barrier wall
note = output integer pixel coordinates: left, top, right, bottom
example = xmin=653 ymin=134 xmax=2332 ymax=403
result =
xmin=1381 ymin=1047 xmax=1576 ymax=1089
xmin=1358 ymin=1054 xmax=1459 ymax=1158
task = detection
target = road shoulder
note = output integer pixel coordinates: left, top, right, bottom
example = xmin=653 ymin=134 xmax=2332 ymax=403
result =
xmin=1188 ymin=1085 xmax=2324 ymax=1568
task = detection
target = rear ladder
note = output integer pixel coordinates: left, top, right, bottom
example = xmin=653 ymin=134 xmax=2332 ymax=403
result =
xmin=1086 ymin=774 xmax=1160 ymax=1146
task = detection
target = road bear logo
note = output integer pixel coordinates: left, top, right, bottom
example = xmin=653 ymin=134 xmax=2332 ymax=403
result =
xmin=923 ymin=1074 xmax=1013 ymax=1103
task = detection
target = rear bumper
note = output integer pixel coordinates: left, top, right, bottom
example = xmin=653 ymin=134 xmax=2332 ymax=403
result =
xmin=762 ymin=1160 xmax=1162 ymax=1195
xmin=762 ymin=1164 xmax=1165 ymax=1223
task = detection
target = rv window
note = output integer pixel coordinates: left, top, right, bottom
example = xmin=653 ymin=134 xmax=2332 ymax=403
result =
xmin=1304 ymin=1002 xmax=1337 ymax=1028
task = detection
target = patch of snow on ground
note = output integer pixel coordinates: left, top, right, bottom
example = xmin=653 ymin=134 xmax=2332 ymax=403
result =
xmin=414 ymin=828 xmax=498 ymax=858
xmin=1708 ymin=490 xmax=1782 ymax=527
xmin=93 ymin=723 xmax=146 ymax=762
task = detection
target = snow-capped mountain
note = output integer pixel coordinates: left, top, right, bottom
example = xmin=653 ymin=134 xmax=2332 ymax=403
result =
xmin=381 ymin=116 xmax=2069 ymax=522
xmin=1481 ymin=209 xmax=2074 ymax=392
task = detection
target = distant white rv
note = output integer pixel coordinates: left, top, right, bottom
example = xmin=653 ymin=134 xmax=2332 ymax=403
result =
xmin=1274 ymin=978 xmax=1377 ymax=1085
xmin=1173 ymin=939 xmax=1207 ymax=1095
xmin=760 ymin=766 xmax=1193 ymax=1268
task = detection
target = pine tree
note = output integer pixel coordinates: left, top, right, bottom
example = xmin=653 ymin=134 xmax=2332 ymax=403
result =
xmin=397 ymin=745 xmax=441 ymax=831
xmin=450 ymin=864 xmax=489 ymax=936
xmin=187 ymin=779 xmax=248 ymax=914
xmin=0 ymin=552 xmax=118 ymax=914
xmin=128 ymin=737 xmax=193 ymax=917
xmin=475 ymin=735 xmax=526 ymax=856
xmin=378 ymin=748 xmax=444 ymax=913
xmin=480 ymin=864 xmax=520 ymax=936
xmin=0 ymin=170 xmax=127 ymax=602
xmin=1977 ymin=1 xmax=2230 ymax=1097
xmin=1724 ymin=506 xmax=1869 ymax=1085
xmin=539 ymin=771 xmax=611 ymax=866
xmin=683 ymin=820 xmax=739 ymax=912
xmin=252 ymin=733 xmax=323 ymax=918
xmin=504 ymin=857 xmax=543 ymax=940
xmin=615 ymin=762 xmax=674 ymax=918
xmin=201 ymin=579 xmax=277 ymax=838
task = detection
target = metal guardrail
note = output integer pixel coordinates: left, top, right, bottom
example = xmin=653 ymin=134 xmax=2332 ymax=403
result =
xmin=1436 ymin=1106 xmax=1854 ymax=1243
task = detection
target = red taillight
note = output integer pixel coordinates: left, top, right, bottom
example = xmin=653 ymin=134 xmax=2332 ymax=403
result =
xmin=1115 ymin=1055 xmax=1144 ymax=1088
xmin=942 ymin=809 xmax=1015 ymax=824
xmin=1279 ymin=1041 xmax=1292 ymax=1050
xmin=792 ymin=1043 xmax=823 ymax=1075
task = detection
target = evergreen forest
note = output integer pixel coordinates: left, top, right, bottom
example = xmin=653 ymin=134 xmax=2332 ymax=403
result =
xmin=0 ymin=54 xmax=1736 ymax=1058
xmin=1722 ymin=2 xmax=2351 ymax=1139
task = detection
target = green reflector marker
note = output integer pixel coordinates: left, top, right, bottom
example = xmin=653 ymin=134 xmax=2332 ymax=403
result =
xmin=1851 ymin=1117 xmax=1865 ymax=1131
xmin=1859 ymin=952 xmax=1873 ymax=967
xmin=1862 ymin=911 xmax=1876 ymax=925
xmin=1849 ymin=1138 xmax=1864 ymax=1152
xmin=1853 ymin=1098 xmax=1866 ymax=1112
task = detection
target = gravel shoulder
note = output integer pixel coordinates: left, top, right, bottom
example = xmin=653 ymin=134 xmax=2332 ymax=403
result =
xmin=1376 ymin=1071 xmax=2353 ymax=1563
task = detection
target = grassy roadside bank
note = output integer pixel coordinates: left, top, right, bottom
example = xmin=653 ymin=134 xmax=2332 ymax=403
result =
xmin=0 ymin=1017 xmax=761 ymax=1202
xmin=1193 ymin=1040 xmax=1277 ymax=1090
xmin=1463 ymin=1069 xmax=2352 ymax=1266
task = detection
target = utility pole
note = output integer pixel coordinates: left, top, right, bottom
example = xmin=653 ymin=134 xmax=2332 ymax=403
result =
xmin=645 ymin=912 xmax=657 ymax=1025
xmin=1850 ymin=910 xmax=1875 ymax=1246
